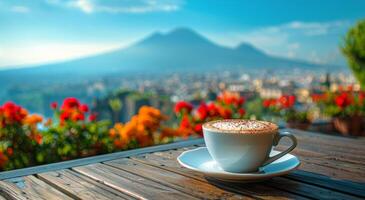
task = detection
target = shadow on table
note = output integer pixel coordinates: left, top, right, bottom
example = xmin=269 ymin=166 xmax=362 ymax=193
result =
xmin=205 ymin=170 xmax=365 ymax=199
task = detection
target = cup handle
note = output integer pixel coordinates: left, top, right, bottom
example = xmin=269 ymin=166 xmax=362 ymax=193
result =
xmin=262 ymin=131 xmax=297 ymax=166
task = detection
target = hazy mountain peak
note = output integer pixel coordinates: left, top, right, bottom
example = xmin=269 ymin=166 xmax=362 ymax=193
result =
xmin=137 ymin=27 xmax=213 ymax=47
xmin=167 ymin=27 xmax=200 ymax=36
xmin=235 ymin=42 xmax=266 ymax=56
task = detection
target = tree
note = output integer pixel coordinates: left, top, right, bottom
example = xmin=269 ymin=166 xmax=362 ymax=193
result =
xmin=341 ymin=19 xmax=365 ymax=89
xmin=108 ymin=98 xmax=122 ymax=123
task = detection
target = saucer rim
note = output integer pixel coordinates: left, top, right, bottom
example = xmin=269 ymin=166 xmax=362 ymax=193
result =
xmin=177 ymin=147 xmax=301 ymax=178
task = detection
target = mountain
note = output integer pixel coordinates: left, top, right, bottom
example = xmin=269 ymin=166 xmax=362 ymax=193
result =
xmin=0 ymin=28 xmax=328 ymax=84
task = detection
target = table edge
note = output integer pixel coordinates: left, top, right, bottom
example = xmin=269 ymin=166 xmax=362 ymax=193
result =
xmin=0 ymin=138 xmax=204 ymax=180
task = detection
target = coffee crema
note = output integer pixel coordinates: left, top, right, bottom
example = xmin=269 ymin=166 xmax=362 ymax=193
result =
xmin=203 ymin=119 xmax=278 ymax=134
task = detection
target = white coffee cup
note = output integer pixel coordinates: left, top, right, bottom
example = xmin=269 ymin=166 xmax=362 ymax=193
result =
xmin=203 ymin=119 xmax=297 ymax=173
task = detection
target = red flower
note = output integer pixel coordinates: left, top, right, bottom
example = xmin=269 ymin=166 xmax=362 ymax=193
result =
xmin=288 ymin=95 xmax=296 ymax=107
xmin=263 ymin=99 xmax=271 ymax=108
xmin=221 ymin=108 xmax=232 ymax=119
xmin=238 ymin=108 xmax=246 ymax=117
xmin=223 ymin=96 xmax=234 ymax=105
xmin=180 ymin=115 xmax=191 ymax=129
xmin=60 ymin=111 xmax=71 ymax=122
xmin=335 ymin=92 xmax=353 ymax=108
xmin=80 ymin=104 xmax=89 ymax=112
xmin=207 ymin=103 xmax=218 ymax=117
xmin=1 ymin=102 xmax=27 ymax=124
xmin=196 ymin=103 xmax=208 ymax=120
xmin=0 ymin=152 xmax=8 ymax=168
xmin=263 ymin=99 xmax=278 ymax=108
xmin=72 ymin=113 xmax=85 ymax=121
xmin=50 ymin=102 xmax=58 ymax=109
xmin=89 ymin=113 xmax=97 ymax=121
xmin=61 ymin=97 xmax=80 ymax=110
xmin=194 ymin=123 xmax=203 ymax=134
xmin=237 ymin=97 xmax=245 ymax=106
xmin=6 ymin=148 xmax=13 ymax=156
xmin=312 ymin=93 xmax=327 ymax=102
xmin=279 ymin=95 xmax=295 ymax=109
xmin=174 ymin=101 xmax=193 ymax=114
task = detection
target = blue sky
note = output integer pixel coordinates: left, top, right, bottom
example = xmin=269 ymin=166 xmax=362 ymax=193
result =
xmin=0 ymin=0 xmax=364 ymax=68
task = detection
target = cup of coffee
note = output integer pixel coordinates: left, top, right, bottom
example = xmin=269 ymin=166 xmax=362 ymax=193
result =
xmin=203 ymin=119 xmax=297 ymax=173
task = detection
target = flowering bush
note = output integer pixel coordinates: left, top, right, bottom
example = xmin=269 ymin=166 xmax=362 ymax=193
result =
xmin=0 ymin=102 xmax=42 ymax=170
xmin=109 ymin=106 xmax=167 ymax=150
xmin=37 ymin=98 xmax=111 ymax=163
xmin=174 ymin=92 xmax=246 ymax=137
xmin=0 ymin=96 xmax=184 ymax=171
xmin=263 ymin=95 xmax=310 ymax=123
xmin=312 ymin=90 xmax=365 ymax=118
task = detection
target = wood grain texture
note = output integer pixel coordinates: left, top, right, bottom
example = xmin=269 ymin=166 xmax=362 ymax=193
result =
xmin=105 ymin=158 xmax=251 ymax=199
xmin=274 ymin=132 xmax=365 ymax=182
xmin=286 ymin=171 xmax=365 ymax=198
xmin=265 ymin=177 xmax=363 ymax=200
xmin=0 ymin=176 xmax=72 ymax=200
xmin=132 ymin=151 xmax=309 ymax=200
xmin=73 ymin=163 xmax=199 ymax=200
xmin=140 ymin=147 xmax=364 ymax=199
xmin=37 ymin=169 xmax=134 ymax=200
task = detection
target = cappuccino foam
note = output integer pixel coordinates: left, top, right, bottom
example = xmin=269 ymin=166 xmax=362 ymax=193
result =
xmin=203 ymin=119 xmax=278 ymax=134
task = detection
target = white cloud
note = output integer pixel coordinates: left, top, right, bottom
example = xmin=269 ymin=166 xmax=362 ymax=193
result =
xmin=207 ymin=20 xmax=350 ymax=65
xmin=48 ymin=0 xmax=182 ymax=14
xmin=72 ymin=0 xmax=93 ymax=13
xmin=11 ymin=5 xmax=30 ymax=13
xmin=284 ymin=20 xmax=350 ymax=36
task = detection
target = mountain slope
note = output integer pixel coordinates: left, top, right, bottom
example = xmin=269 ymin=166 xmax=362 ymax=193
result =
xmin=0 ymin=28 xmax=325 ymax=81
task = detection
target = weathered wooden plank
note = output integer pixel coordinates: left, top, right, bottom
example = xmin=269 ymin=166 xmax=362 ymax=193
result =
xmin=286 ymin=171 xmax=365 ymax=198
xmin=0 ymin=138 xmax=204 ymax=180
xmin=0 ymin=176 xmax=72 ymax=200
xmin=37 ymin=169 xmax=135 ymax=200
xmin=274 ymin=146 xmax=365 ymax=181
xmin=265 ymin=177 xmax=363 ymax=200
xmin=289 ymin=129 xmax=365 ymax=146
xmin=105 ymin=158 xmax=252 ymax=199
xmin=279 ymin=139 xmax=365 ymax=164
xmin=138 ymin=148 xmax=365 ymax=199
xmin=287 ymin=129 xmax=365 ymax=155
xmin=132 ymin=151 xmax=309 ymax=200
xmin=73 ymin=163 xmax=199 ymax=200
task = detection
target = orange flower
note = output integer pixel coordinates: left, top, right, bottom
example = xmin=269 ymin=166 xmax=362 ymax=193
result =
xmin=109 ymin=106 xmax=166 ymax=148
xmin=34 ymin=134 xmax=43 ymax=144
xmin=160 ymin=127 xmax=180 ymax=140
xmin=109 ymin=128 xmax=117 ymax=138
xmin=24 ymin=114 xmax=43 ymax=125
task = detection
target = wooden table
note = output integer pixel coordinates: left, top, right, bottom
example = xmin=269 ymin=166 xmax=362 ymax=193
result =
xmin=0 ymin=128 xmax=364 ymax=199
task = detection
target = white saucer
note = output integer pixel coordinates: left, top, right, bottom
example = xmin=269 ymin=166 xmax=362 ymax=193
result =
xmin=177 ymin=147 xmax=300 ymax=182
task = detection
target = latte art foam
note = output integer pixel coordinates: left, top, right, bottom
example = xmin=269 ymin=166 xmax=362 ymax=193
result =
xmin=203 ymin=119 xmax=278 ymax=134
